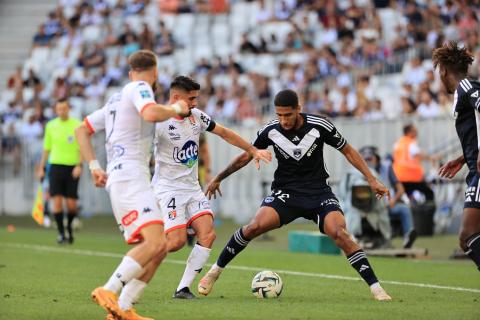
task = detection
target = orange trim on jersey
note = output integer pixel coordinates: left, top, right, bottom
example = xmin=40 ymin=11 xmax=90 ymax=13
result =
xmin=140 ymin=102 xmax=156 ymax=115
xmin=165 ymin=224 xmax=187 ymax=234
xmin=187 ymin=211 xmax=214 ymax=227
xmin=126 ymin=220 xmax=164 ymax=245
xmin=84 ymin=118 xmax=95 ymax=134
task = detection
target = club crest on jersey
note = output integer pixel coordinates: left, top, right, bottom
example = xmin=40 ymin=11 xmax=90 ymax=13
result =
xmin=168 ymin=210 xmax=177 ymax=220
xmin=293 ymin=148 xmax=302 ymax=158
xmin=173 ymin=140 xmax=199 ymax=168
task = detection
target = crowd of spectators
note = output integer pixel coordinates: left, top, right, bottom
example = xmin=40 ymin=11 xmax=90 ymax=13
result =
xmin=1 ymin=0 xmax=479 ymax=165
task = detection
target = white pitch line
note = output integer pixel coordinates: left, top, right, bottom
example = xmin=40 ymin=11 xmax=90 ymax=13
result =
xmin=2 ymin=243 xmax=480 ymax=294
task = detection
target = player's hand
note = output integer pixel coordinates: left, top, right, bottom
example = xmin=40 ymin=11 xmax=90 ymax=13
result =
xmin=369 ymin=178 xmax=390 ymax=200
xmin=91 ymin=169 xmax=108 ymax=187
xmin=205 ymin=178 xmax=222 ymax=200
xmin=37 ymin=166 xmax=45 ymax=181
xmin=438 ymin=159 xmax=464 ymax=179
xmin=173 ymin=100 xmax=190 ymax=117
xmin=72 ymin=165 xmax=82 ymax=179
xmin=249 ymin=148 xmax=272 ymax=170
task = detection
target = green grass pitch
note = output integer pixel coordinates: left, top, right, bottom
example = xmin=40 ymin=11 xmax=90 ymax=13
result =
xmin=0 ymin=216 xmax=479 ymax=320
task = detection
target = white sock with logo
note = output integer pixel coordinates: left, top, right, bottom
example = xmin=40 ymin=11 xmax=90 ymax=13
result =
xmin=118 ymin=278 xmax=147 ymax=311
xmin=177 ymin=244 xmax=211 ymax=292
xmin=104 ymin=256 xmax=144 ymax=294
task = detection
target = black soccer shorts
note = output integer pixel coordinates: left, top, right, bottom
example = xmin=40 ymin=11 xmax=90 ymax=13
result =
xmin=260 ymin=188 xmax=343 ymax=233
xmin=464 ymin=172 xmax=480 ymax=209
xmin=48 ymin=164 xmax=79 ymax=199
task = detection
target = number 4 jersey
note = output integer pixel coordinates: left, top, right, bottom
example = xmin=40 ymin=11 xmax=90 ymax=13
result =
xmin=151 ymin=108 xmax=216 ymax=192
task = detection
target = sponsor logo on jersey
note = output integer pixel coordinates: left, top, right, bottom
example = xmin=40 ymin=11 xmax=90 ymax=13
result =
xmin=140 ymin=90 xmax=151 ymax=98
xmin=168 ymin=210 xmax=177 ymax=220
xmin=264 ymin=196 xmax=274 ymax=203
xmin=168 ymin=132 xmax=181 ymax=140
xmin=307 ymin=143 xmax=317 ymax=157
xmin=169 ymin=125 xmax=176 ymax=130
xmin=173 ymin=140 xmax=199 ymax=168
xmin=274 ymin=144 xmax=290 ymax=159
xmin=122 ymin=210 xmax=138 ymax=226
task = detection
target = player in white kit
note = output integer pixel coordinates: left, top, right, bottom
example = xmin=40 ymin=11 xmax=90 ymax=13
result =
xmin=75 ymin=50 xmax=189 ymax=320
xmin=152 ymin=76 xmax=272 ymax=299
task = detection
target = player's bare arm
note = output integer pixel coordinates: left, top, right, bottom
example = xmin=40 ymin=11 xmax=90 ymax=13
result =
xmin=141 ymin=100 xmax=190 ymax=122
xmin=206 ymin=151 xmax=253 ymax=199
xmin=438 ymin=154 xmax=465 ymax=179
xmin=211 ymin=124 xmax=272 ymax=169
xmin=340 ymin=143 xmax=390 ymax=199
xmin=75 ymin=124 xmax=108 ymax=187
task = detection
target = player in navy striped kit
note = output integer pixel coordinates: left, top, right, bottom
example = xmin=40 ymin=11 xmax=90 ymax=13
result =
xmin=198 ymin=89 xmax=392 ymax=301
xmin=434 ymin=41 xmax=480 ymax=271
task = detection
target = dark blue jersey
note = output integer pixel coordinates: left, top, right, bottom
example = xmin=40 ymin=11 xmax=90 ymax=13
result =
xmin=253 ymin=113 xmax=347 ymax=195
xmin=454 ymin=78 xmax=480 ymax=183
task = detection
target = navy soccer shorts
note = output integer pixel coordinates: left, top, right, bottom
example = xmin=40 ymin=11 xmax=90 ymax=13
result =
xmin=260 ymin=188 xmax=343 ymax=233
xmin=464 ymin=172 xmax=480 ymax=209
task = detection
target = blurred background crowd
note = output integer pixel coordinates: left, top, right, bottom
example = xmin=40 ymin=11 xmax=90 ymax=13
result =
xmin=1 ymin=0 xmax=479 ymax=149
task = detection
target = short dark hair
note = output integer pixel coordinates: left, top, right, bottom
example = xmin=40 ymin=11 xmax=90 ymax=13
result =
xmin=56 ymin=98 xmax=69 ymax=106
xmin=403 ymin=124 xmax=415 ymax=135
xmin=274 ymin=89 xmax=299 ymax=108
xmin=128 ymin=50 xmax=157 ymax=72
xmin=170 ymin=76 xmax=201 ymax=92
xmin=432 ymin=41 xmax=474 ymax=75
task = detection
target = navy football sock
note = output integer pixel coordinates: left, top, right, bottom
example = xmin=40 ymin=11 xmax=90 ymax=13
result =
xmin=216 ymin=228 xmax=250 ymax=268
xmin=54 ymin=212 xmax=65 ymax=237
xmin=466 ymin=233 xmax=480 ymax=271
xmin=347 ymin=250 xmax=379 ymax=286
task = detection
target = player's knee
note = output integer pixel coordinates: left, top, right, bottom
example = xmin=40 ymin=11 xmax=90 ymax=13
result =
xmin=459 ymin=231 xmax=471 ymax=251
xmin=332 ymin=228 xmax=351 ymax=246
xmin=144 ymin=238 xmax=167 ymax=258
xmin=168 ymin=237 xmax=186 ymax=252
xmin=197 ymin=229 xmax=216 ymax=248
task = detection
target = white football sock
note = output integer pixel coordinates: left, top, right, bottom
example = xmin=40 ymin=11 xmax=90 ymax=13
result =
xmin=118 ymin=278 xmax=147 ymax=311
xmin=177 ymin=244 xmax=211 ymax=292
xmin=104 ymin=256 xmax=144 ymax=294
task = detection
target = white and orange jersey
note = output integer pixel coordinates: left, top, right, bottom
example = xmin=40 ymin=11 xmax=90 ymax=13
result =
xmin=84 ymin=81 xmax=156 ymax=187
xmin=152 ymin=108 xmax=216 ymax=192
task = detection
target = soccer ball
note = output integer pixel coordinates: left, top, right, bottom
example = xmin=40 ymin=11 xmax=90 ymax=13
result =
xmin=251 ymin=270 xmax=283 ymax=298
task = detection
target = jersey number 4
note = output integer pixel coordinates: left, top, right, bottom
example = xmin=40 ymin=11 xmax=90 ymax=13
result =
xmin=167 ymin=198 xmax=176 ymax=209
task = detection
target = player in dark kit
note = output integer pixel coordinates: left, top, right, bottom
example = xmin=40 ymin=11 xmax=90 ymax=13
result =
xmin=198 ymin=89 xmax=392 ymax=300
xmin=434 ymin=41 xmax=480 ymax=271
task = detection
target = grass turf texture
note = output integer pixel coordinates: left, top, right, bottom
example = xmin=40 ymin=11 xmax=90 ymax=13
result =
xmin=0 ymin=216 xmax=479 ymax=320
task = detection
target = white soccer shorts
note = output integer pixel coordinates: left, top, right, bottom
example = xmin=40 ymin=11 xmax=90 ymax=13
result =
xmin=108 ymin=179 xmax=163 ymax=244
xmin=154 ymin=188 xmax=214 ymax=234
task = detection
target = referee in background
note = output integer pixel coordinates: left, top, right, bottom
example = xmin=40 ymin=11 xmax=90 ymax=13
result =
xmin=38 ymin=99 xmax=82 ymax=244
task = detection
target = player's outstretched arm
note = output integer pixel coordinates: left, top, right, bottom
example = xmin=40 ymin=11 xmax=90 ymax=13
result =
xmin=211 ymin=124 xmax=272 ymax=169
xmin=141 ymin=100 xmax=190 ymax=122
xmin=75 ymin=124 xmax=107 ymax=187
xmin=438 ymin=154 xmax=465 ymax=179
xmin=205 ymin=151 xmax=253 ymax=199
xmin=340 ymin=143 xmax=390 ymax=199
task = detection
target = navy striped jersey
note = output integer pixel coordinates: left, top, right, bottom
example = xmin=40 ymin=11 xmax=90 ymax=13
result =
xmin=253 ymin=113 xmax=347 ymax=195
xmin=453 ymin=78 xmax=480 ymax=183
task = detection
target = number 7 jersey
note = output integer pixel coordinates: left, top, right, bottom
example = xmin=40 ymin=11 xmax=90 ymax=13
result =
xmin=84 ymin=81 xmax=157 ymax=187
xmin=152 ymin=108 xmax=216 ymax=192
